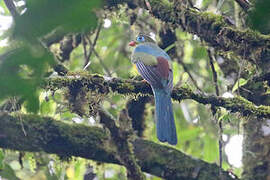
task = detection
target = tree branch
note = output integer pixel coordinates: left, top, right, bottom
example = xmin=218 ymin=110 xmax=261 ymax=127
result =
xmin=0 ymin=112 xmax=238 ymax=180
xmin=99 ymin=109 xmax=145 ymax=180
xmin=43 ymin=73 xmax=270 ymax=119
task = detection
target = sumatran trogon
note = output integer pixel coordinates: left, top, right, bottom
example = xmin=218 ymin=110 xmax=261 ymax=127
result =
xmin=129 ymin=33 xmax=177 ymax=145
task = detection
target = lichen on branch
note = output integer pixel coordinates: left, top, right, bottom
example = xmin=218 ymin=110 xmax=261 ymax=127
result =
xmin=43 ymin=73 xmax=270 ymax=119
xmin=0 ymin=112 xmax=238 ymax=180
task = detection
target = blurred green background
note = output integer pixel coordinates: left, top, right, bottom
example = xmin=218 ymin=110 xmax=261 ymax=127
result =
xmin=0 ymin=0 xmax=269 ymax=179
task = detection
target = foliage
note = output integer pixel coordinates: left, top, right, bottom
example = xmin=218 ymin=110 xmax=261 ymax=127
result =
xmin=248 ymin=0 xmax=270 ymax=34
xmin=0 ymin=0 xmax=268 ymax=179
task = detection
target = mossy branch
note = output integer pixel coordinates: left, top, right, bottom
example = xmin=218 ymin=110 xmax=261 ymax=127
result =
xmin=105 ymin=0 xmax=270 ymax=71
xmin=43 ymin=73 xmax=270 ymax=119
xmin=0 ymin=112 xmax=237 ymax=180
xmin=99 ymin=109 xmax=145 ymax=180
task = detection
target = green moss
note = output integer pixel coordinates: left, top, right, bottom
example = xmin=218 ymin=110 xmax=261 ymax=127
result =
xmin=199 ymin=11 xmax=225 ymax=25
xmin=119 ymin=82 xmax=135 ymax=91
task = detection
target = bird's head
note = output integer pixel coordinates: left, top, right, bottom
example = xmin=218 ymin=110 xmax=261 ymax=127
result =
xmin=129 ymin=33 xmax=155 ymax=46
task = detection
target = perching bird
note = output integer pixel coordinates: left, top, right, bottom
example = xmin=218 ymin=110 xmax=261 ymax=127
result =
xmin=129 ymin=33 xmax=177 ymax=145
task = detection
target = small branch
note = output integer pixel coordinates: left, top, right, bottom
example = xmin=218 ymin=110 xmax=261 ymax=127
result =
xmin=178 ymin=60 xmax=202 ymax=92
xmin=99 ymin=109 xmax=145 ymax=180
xmin=208 ymin=49 xmax=219 ymax=96
xmin=43 ymin=73 xmax=270 ymax=119
xmin=218 ymin=118 xmax=223 ymax=178
xmin=93 ymin=49 xmax=112 ymax=76
xmin=83 ymin=23 xmax=103 ymax=70
xmin=86 ymin=36 xmax=112 ymax=76
xmin=208 ymin=49 xmax=223 ymax=178
xmin=3 ymin=0 xmax=18 ymax=17
xmin=0 ymin=112 xmax=238 ymax=180
xmin=82 ymin=35 xmax=88 ymax=61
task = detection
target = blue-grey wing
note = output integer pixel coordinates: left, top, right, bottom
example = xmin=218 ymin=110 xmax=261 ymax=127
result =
xmin=136 ymin=60 xmax=173 ymax=91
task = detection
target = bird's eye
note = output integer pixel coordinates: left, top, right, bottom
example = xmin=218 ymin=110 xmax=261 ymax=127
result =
xmin=137 ymin=36 xmax=145 ymax=42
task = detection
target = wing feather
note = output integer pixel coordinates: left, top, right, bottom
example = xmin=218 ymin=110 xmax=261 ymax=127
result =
xmin=136 ymin=60 xmax=173 ymax=90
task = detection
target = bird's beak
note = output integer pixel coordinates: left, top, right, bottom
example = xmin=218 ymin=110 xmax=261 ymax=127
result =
xmin=129 ymin=41 xmax=137 ymax=46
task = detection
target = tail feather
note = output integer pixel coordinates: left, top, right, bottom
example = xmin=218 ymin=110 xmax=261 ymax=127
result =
xmin=154 ymin=88 xmax=177 ymax=145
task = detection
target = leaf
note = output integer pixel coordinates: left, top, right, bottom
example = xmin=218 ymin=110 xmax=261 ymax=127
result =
xmin=232 ymin=78 xmax=247 ymax=92
xmin=192 ymin=46 xmax=207 ymax=60
xmin=248 ymin=0 xmax=270 ymax=34
xmin=218 ymin=113 xmax=230 ymax=123
xmin=180 ymin=126 xmax=202 ymax=142
xmin=0 ymin=163 xmax=20 ymax=180
xmin=164 ymin=43 xmax=175 ymax=53
xmin=203 ymin=135 xmax=218 ymax=162
xmin=74 ymin=160 xmax=85 ymax=180
xmin=14 ymin=0 xmax=103 ymax=38
xmin=0 ymin=149 xmax=4 ymax=170
xmin=0 ymin=41 xmax=55 ymax=112
xmin=0 ymin=1 xmax=11 ymax=15
xmin=40 ymin=96 xmax=56 ymax=116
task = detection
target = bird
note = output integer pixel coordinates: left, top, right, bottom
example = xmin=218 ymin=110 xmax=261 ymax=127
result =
xmin=129 ymin=33 xmax=177 ymax=145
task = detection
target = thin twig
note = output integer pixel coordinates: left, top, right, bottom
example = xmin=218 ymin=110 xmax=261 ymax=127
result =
xmin=3 ymin=0 xmax=18 ymax=17
xmin=8 ymin=97 xmax=26 ymax=136
xmin=93 ymin=49 xmax=112 ymax=77
xmin=208 ymin=50 xmax=219 ymax=96
xmin=83 ymin=22 xmax=103 ymax=69
xmin=85 ymin=35 xmax=112 ymax=76
xmin=82 ymin=35 xmax=88 ymax=61
xmin=236 ymin=51 xmax=245 ymax=96
xmin=218 ymin=119 xmax=223 ymax=179
xmin=208 ymin=49 xmax=223 ymax=179
xmin=178 ymin=60 xmax=202 ymax=92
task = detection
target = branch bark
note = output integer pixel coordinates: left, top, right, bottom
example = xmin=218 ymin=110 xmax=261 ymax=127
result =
xmin=99 ymin=109 xmax=145 ymax=180
xmin=0 ymin=112 xmax=237 ymax=180
xmin=43 ymin=73 xmax=270 ymax=119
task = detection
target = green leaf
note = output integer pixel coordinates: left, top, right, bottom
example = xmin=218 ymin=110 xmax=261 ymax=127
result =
xmin=203 ymin=135 xmax=218 ymax=162
xmin=164 ymin=43 xmax=175 ymax=53
xmin=248 ymin=0 xmax=270 ymax=34
xmin=40 ymin=97 xmax=56 ymax=116
xmin=218 ymin=113 xmax=230 ymax=123
xmin=180 ymin=127 xmax=202 ymax=142
xmin=14 ymin=0 xmax=103 ymax=38
xmin=232 ymin=78 xmax=247 ymax=92
xmin=0 ymin=41 xmax=55 ymax=112
xmin=74 ymin=160 xmax=86 ymax=180
xmin=0 ymin=1 xmax=11 ymax=15
xmin=192 ymin=46 xmax=207 ymax=60
xmin=0 ymin=149 xmax=4 ymax=170
xmin=0 ymin=163 xmax=20 ymax=180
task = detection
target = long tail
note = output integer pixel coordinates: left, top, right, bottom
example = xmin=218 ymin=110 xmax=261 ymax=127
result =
xmin=153 ymin=88 xmax=177 ymax=145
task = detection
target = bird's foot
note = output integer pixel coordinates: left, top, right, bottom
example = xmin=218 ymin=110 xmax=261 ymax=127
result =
xmin=141 ymin=79 xmax=149 ymax=84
